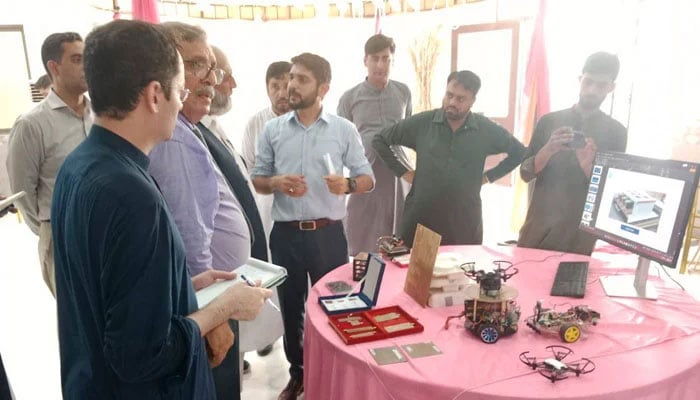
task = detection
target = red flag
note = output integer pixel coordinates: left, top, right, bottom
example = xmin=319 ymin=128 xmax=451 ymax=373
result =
xmin=374 ymin=8 xmax=382 ymax=34
xmin=523 ymin=0 xmax=551 ymax=129
xmin=132 ymin=0 xmax=160 ymax=23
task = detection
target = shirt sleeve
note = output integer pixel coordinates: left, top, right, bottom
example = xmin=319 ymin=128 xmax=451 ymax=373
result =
xmin=611 ymin=122 xmax=628 ymax=152
xmin=519 ymin=117 xmax=549 ymax=182
xmin=251 ymin=123 xmax=275 ymax=178
xmin=404 ymin=87 xmax=413 ymax=118
xmin=337 ymin=92 xmax=352 ymax=121
xmin=484 ymin=121 xmax=527 ymax=183
xmin=148 ymin=139 xmax=217 ymax=276
xmin=372 ymin=115 xmax=420 ymax=178
xmin=241 ymin=117 xmax=258 ymax=174
xmin=101 ymin=199 xmax=204 ymax=383
xmin=6 ymin=118 xmax=42 ymax=234
xmin=343 ymin=123 xmax=374 ymax=183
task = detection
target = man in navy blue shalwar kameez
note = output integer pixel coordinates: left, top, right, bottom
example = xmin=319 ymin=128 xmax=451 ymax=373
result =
xmin=51 ymin=20 xmax=271 ymax=399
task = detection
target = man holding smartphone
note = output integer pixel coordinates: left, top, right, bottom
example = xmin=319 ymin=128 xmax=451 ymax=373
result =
xmin=518 ymin=52 xmax=628 ymax=255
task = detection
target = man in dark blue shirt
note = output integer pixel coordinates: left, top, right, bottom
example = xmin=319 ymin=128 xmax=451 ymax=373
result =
xmin=51 ymin=20 xmax=271 ymax=399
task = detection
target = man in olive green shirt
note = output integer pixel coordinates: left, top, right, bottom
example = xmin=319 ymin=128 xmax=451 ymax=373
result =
xmin=373 ymin=70 xmax=525 ymax=246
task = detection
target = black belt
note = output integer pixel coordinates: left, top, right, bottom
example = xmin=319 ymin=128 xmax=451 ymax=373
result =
xmin=282 ymin=218 xmax=341 ymax=231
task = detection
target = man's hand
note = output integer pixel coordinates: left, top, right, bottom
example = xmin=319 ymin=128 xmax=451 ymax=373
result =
xmin=272 ymin=174 xmax=307 ymax=197
xmin=205 ymin=322 xmax=234 ymax=367
xmin=401 ymin=170 xmax=415 ymax=184
xmin=0 ymin=195 xmax=17 ymax=219
xmin=533 ymin=126 xmax=576 ymax=174
xmin=212 ymin=283 xmax=273 ymax=321
xmin=541 ymin=126 xmax=575 ymax=156
xmin=481 ymin=175 xmax=489 ymax=185
xmin=323 ymin=174 xmax=347 ymax=195
xmin=575 ymin=138 xmax=598 ymax=178
xmin=191 ymin=269 xmax=237 ymax=291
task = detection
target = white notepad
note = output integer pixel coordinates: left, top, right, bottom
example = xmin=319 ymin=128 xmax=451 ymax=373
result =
xmin=195 ymin=258 xmax=287 ymax=308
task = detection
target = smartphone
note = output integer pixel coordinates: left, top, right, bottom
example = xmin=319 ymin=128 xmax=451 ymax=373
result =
xmin=567 ymin=131 xmax=586 ymax=149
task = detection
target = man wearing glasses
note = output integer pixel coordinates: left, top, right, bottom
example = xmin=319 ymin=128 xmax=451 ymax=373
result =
xmin=148 ymin=22 xmax=250 ymax=400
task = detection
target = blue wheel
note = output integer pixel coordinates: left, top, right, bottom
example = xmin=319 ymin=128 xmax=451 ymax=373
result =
xmin=479 ymin=324 xmax=499 ymax=344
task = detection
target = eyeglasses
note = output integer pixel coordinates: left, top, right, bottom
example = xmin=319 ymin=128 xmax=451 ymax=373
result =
xmin=183 ymin=59 xmax=225 ymax=84
xmin=178 ymin=88 xmax=190 ymax=102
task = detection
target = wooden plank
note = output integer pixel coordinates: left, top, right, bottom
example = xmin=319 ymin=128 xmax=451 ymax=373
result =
xmin=403 ymin=224 xmax=441 ymax=306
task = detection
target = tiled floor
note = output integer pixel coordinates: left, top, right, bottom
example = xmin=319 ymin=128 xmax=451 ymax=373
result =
xmin=1 ymin=184 xmax=698 ymax=399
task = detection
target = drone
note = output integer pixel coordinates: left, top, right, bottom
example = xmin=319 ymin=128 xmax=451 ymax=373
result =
xmin=443 ymin=260 xmax=521 ymax=344
xmin=461 ymin=260 xmax=518 ymax=297
xmin=519 ymin=345 xmax=596 ymax=382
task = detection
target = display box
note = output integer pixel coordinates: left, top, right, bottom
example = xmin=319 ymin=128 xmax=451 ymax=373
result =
xmin=319 ymin=253 xmax=385 ymax=315
xmin=328 ymin=305 xmax=425 ymax=345
xmin=352 ymin=252 xmax=369 ymax=281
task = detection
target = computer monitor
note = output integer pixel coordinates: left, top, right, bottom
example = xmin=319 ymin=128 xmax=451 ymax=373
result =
xmin=579 ymin=151 xmax=700 ymax=300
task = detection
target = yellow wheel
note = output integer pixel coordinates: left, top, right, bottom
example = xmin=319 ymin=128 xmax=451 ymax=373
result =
xmin=560 ymin=324 xmax=581 ymax=343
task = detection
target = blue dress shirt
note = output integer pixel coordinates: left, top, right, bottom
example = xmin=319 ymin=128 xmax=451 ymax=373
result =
xmin=251 ymin=110 xmax=374 ymax=222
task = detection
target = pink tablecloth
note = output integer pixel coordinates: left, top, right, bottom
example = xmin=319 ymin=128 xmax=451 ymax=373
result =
xmin=303 ymin=245 xmax=700 ymax=400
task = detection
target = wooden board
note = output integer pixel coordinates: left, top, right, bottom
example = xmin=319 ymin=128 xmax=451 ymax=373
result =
xmin=403 ymin=224 xmax=441 ymax=306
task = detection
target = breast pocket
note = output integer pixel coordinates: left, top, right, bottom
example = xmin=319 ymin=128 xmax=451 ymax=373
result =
xmin=311 ymin=136 xmax=343 ymax=174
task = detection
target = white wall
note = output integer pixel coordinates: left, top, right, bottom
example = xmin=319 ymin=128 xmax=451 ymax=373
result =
xmin=1 ymin=0 xmax=698 ymax=184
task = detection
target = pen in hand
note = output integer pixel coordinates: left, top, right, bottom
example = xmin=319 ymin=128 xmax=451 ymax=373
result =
xmin=240 ymin=274 xmax=281 ymax=312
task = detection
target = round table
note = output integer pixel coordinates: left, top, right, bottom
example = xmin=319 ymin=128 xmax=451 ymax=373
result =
xmin=303 ymin=245 xmax=700 ymax=400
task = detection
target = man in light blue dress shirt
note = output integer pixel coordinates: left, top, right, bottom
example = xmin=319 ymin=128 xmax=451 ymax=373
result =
xmin=252 ymin=53 xmax=374 ymax=400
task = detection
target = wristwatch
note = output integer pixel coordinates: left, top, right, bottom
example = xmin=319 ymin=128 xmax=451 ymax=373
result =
xmin=346 ymin=177 xmax=357 ymax=194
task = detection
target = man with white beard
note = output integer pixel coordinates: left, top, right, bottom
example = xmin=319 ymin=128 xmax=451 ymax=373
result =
xmin=198 ymin=46 xmax=283 ymax=377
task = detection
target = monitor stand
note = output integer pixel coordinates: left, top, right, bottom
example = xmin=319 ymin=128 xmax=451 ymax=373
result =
xmin=600 ymin=256 xmax=658 ymax=300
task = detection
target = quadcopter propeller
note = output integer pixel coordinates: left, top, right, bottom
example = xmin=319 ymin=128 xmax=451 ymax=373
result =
xmin=459 ymin=262 xmax=476 ymax=272
xmin=567 ymin=358 xmax=596 ymax=376
xmin=545 ymin=345 xmax=574 ymax=361
xmin=493 ymin=260 xmax=518 ymax=279
xmin=518 ymin=351 xmax=539 ymax=369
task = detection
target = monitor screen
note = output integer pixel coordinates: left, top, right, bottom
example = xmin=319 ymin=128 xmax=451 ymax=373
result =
xmin=579 ymin=151 xmax=700 ymax=267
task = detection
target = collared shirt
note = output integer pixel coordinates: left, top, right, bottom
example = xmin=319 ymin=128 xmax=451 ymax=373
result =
xmin=241 ymin=107 xmax=277 ymax=173
xmin=337 ymin=79 xmax=412 ymax=164
xmin=6 ymin=89 xmax=92 ymax=234
xmin=149 ymin=113 xmax=250 ymax=276
xmin=52 ymin=125 xmax=214 ymax=399
xmin=518 ymin=107 xmax=627 ymax=255
xmin=251 ymin=110 xmax=374 ymax=222
xmin=373 ymin=109 xmax=526 ymax=246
